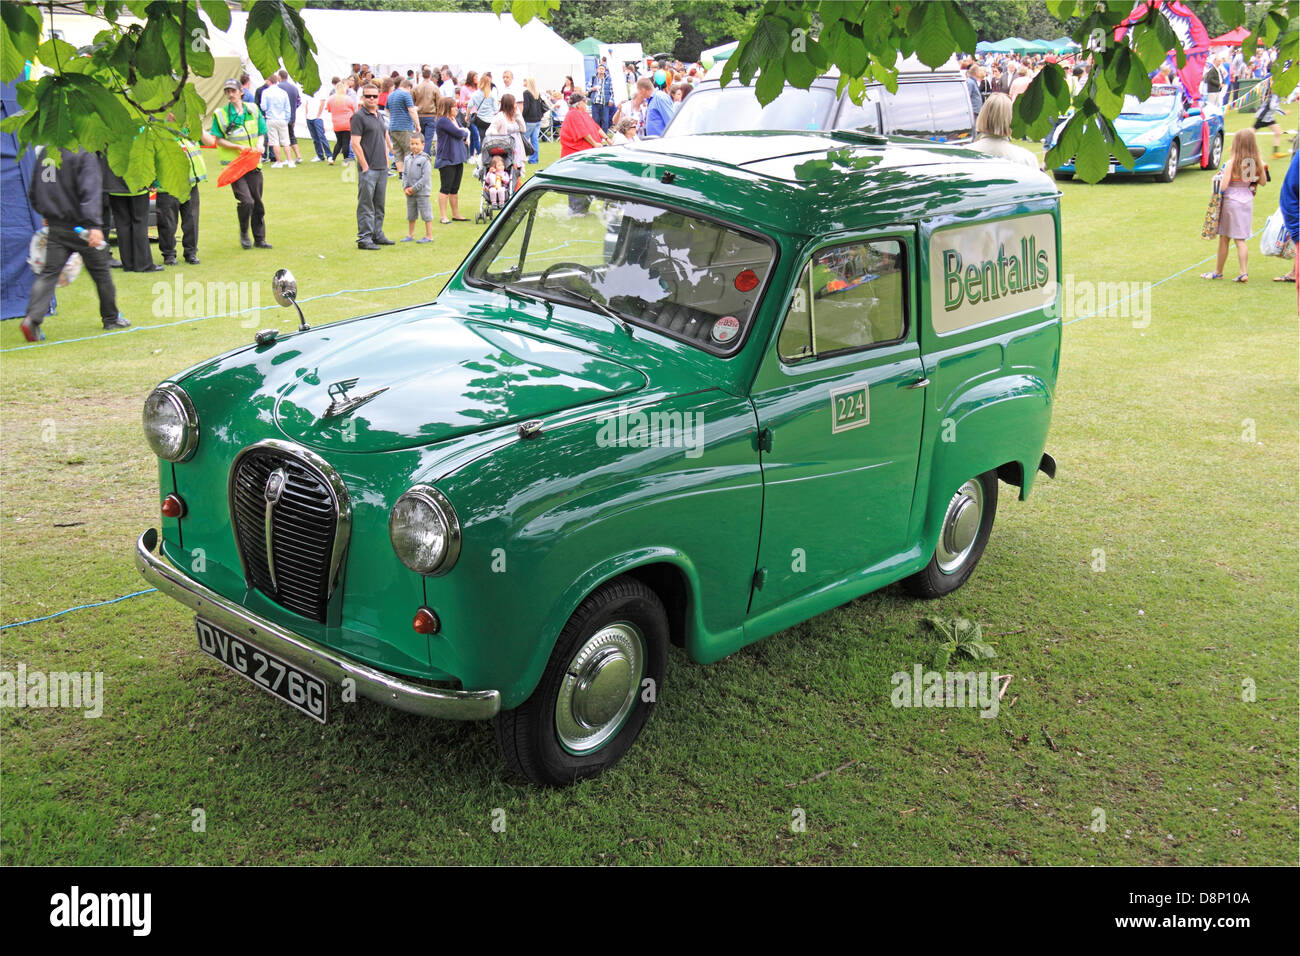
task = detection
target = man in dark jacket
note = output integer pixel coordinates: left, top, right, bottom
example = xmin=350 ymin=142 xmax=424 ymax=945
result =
xmin=22 ymin=147 xmax=128 ymax=341
xmin=102 ymin=153 xmax=158 ymax=273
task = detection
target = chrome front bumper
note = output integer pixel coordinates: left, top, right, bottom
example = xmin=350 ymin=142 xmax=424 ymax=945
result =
xmin=135 ymin=529 xmax=500 ymax=720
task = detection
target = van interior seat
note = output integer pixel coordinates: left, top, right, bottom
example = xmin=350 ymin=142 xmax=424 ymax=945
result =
xmin=609 ymin=296 xmax=719 ymax=343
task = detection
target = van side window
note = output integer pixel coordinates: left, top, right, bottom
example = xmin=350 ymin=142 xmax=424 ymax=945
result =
xmin=777 ymin=266 xmax=813 ymax=361
xmin=778 ymin=239 xmax=907 ymax=363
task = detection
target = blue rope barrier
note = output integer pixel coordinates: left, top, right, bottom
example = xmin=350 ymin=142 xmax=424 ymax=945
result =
xmin=1 ymin=588 xmax=158 ymax=631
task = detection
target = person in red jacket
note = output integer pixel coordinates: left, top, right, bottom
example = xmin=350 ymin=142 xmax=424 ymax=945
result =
xmin=559 ymin=92 xmax=606 ymax=157
xmin=558 ymin=93 xmax=608 ymax=216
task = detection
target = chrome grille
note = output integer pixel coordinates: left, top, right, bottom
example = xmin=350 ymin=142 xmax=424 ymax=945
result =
xmin=229 ymin=443 xmax=348 ymax=622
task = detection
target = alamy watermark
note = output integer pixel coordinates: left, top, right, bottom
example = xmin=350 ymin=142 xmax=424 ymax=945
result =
xmin=49 ymin=886 xmax=150 ymax=935
xmin=1048 ymin=275 xmax=1152 ymax=328
xmin=595 ymin=403 xmax=705 ymax=459
xmin=890 ymin=664 xmax=1004 ymax=718
xmin=0 ymin=663 xmax=103 ymax=718
xmin=151 ymin=274 xmax=262 ymax=326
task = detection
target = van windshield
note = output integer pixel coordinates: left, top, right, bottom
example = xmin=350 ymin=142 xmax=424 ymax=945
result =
xmin=663 ymin=84 xmax=837 ymax=136
xmin=468 ymin=188 xmax=775 ymax=354
xmin=879 ymin=82 xmax=973 ymax=142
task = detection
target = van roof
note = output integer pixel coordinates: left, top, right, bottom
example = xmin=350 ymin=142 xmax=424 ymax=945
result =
xmin=538 ymin=130 xmax=1058 ymax=237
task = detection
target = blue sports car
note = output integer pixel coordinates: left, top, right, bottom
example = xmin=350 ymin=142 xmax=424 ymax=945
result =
xmin=1047 ymin=85 xmax=1225 ymax=183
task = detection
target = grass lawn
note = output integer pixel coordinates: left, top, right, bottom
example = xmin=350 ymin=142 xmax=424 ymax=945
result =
xmin=1 ymin=116 xmax=1295 ymax=865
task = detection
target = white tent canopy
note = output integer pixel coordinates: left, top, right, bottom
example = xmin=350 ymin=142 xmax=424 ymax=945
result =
xmin=222 ymin=9 xmax=584 ymax=97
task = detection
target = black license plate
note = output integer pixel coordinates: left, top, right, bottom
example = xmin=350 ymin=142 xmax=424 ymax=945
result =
xmin=195 ymin=618 xmax=328 ymax=723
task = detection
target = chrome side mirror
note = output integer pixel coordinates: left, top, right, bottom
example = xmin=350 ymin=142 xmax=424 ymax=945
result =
xmin=272 ymin=269 xmax=309 ymax=332
xmin=272 ymin=268 xmax=298 ymax=306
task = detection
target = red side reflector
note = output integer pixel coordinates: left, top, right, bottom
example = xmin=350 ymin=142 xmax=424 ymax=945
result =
xmin=734 ymin=269 xmax=759 ymax=292
xmin=161 ymin=494 xmax=186 ymax=518
xmin=412 ymin=607 xmax=440 ymax=635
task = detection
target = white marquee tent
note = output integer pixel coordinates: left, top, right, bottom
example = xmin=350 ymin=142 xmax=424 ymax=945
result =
xmin=223 ymin=9 xmax=585 ymax=98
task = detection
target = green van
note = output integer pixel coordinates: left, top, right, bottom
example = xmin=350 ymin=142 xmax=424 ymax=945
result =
xmin=136 ymin=131 xmax=1061 ymax=785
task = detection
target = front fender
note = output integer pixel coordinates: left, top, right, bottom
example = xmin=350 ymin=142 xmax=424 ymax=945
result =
xmin=426 ymin=389 xmax=762 ymax=709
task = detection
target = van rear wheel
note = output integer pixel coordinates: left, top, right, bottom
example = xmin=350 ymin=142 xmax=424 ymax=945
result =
xmin=903 ymin=471 xmax=998 ymax=598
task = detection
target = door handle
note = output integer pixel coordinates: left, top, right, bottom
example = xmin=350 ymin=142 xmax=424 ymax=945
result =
xmin=905 ymin=378 xmax=930 ymax=389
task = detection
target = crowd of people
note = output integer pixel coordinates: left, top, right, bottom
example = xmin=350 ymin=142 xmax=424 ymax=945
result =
xmin=964 ymin=43 xmax=1288 ymax=116
xmin=270 ymin=57 xmax=704 ymax=249
xmin=17 ymin=40 xmax=1295 ymax=339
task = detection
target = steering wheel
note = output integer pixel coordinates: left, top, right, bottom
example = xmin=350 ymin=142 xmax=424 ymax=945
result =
xmin=642 ymin=255 xmax=684 ymax=300
xmin=538 ymin=261 xmax=597 ymax=289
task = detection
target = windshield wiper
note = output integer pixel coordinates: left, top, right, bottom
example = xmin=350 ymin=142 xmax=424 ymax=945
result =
xmin=501 ymin=281 xmax=547 ymax=307
xmin=543 ymin=287 xmax=634 ymax=337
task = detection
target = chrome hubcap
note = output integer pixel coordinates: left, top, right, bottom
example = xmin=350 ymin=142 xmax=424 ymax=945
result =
xmin=555 ymin=622 xmax=644 ymax=754
xmin=936 ymin=479 xmax=983 ymax=574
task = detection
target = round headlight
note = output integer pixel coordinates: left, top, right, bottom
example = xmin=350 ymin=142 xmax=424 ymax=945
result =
xmin=389 ymin=485 xmax=461 ymax=575
xmin=142 ymin=383 xmax=198 ymax=462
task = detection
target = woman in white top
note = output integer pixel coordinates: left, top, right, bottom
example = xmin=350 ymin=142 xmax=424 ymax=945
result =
xmin=609 ymin=117 xmax=638 ymax=144
xmin=486 ymin=92 xmax=529 ymax=175
xmin=970 ymin=93 xmax=1044 ymax=172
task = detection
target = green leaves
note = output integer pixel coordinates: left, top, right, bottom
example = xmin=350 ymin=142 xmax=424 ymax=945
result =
xmin=1044 ymin=111 xmax=1083 ymax=171
xmin=497 ymin=0 xmax=561 ymax=27
xmin=1252 ymin=8 xmax=1299 ymax=97
xmin=182 ymin=6 xmax=216 ymax=79
xmin=134 ymin=14 xmax=172 ymax=76
xmin=199 ymin=0 xmax=231 ymax=32
xmin=908 ymin=1 xmax=958 ymax=70
xmin=245 ymin=0 xmax=320 ymax=98
xmin=820 ymin=17 xmax=868 ymax=79
xmin=1 ymin=2 xmax=42 ymax=82
xmin=927 ymin=618 xmax=997 ymax=670
xmin=1151 ymin=12 xmax=1185 ymax=68
xmin=729 ymin=13 xmax=793 ymax=89
xmin=153 ymin=133 xmax=192 ymax=198
xmin=1215 ymin=1 xmax=1246 ymax=30
xmin=1271 ymin=25 xmax=1299 ymax=97
xmin=1067 ymin=105 xmax=1134 ymax=181
xmin=4 ymin=72 xmax=135 ymax=157
xmin=1013 ymin=64 xmax=1071 ymax=140
xmin=1129 ymin=24 xmax=1168 ymax=75
xmin=5 ymin=0 xmax=329 ymax=199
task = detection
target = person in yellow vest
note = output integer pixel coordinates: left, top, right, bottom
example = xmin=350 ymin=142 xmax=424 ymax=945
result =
xmin=156 ymin=132 xmax=208 ymax=265
xmin=209 ymin=78 xmax=272 ymax=249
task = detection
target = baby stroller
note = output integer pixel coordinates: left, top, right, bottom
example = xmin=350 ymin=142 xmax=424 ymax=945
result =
xmin=473 ymin=134 xmax=520 ymax=224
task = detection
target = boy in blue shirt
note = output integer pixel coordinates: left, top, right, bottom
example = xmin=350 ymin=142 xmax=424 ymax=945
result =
xmin=402 ymin=133 xmax=434 ymax=243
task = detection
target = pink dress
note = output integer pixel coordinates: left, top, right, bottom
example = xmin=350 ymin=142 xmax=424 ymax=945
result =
xmin=1218 ymin=175 xmax=1258 ymax=240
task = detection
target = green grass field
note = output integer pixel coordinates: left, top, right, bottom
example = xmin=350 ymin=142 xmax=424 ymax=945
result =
xmin=1 ymin=116 xmax=1296 ymax=865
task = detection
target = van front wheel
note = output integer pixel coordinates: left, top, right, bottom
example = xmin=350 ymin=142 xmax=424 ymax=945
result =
xmin=903 ymin=471 xmax=998 ymax=599
xmin=494 ymin=577 xmax=668 ymax=786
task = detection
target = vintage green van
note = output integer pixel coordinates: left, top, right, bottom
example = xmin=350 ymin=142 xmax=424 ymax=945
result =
xmin=136 ymin=131 xmax=1060 ymax=785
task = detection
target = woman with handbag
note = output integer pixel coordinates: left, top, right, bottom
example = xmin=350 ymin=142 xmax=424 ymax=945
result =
xmin=522 ymin=78 xmax=546 ymax=165
xmin=434 ymin=96 xmax=471 ymax=224
xmin=1202 ymin=129 xmax=1269 ymax=283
